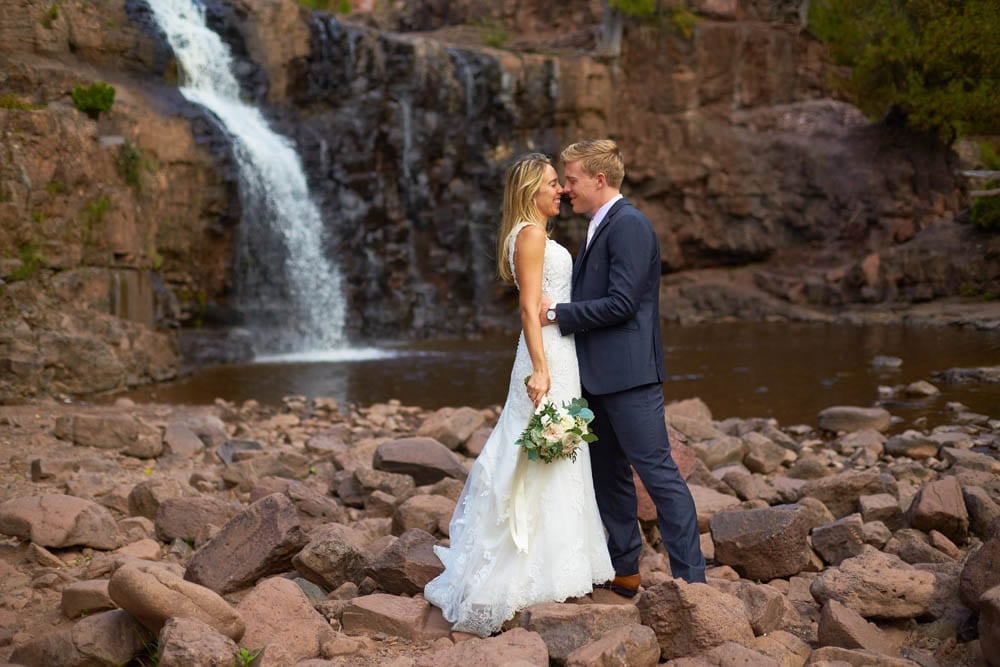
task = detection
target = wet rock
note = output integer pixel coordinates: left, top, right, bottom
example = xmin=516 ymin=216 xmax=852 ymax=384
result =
xmin=60 ymin=579 xmax=115 ymax=619
xmin=710 ymin=504 xmax=812 ymax=580
xmin=0 ymin=493 xmax=119 ymax=549
xmin=184 ymin=493 xmax=307 ymax=595
xmin=817 ymin=407 xmax=891 ymax=434
xmin=907 ymin=477 xmax=969 ymax=544
xmin=904 ymin=380 xmax=939 ymax=397
xmin=158 ymin=616 xmax=239 ymax=667
xmin=374 ymin=437 xmax=469 ymax=485
xmin=884 ymin=430 xmax=941 ymax=460
xmin=293 ymin=522 xmax=371 ymax=589
xmin=154 ymin=495 xmax=241 ymax=542
xmin=637 ymin=580 xmax=754 ymax=660
xmin=108 ymin=561 xmax=245 ymax=640
xmin=800 ymin=471 xmax=898 ymax=518
xmin=413 ymin=627 xmax=548 ymax=666
xmin=522 ymin=602 xmax=642 ymax=664
xmin=811 ymin=514 xmax=866 ymax=566
xmin=236 ymin=576 xmax=337 ymax=666
xmin=565 ymin=623 xmax=660 ymax=667
xmin=366 ymin=528 xmax=444 ymax=595
xmin=809 ymin=550 xmax=936 ymax=619
xmin=416 ymin=407 xmax=486 ymax=450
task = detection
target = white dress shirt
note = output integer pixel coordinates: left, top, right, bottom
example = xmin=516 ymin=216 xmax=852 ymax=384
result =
xmin=586 ymin=193 xmax=623 ymax=249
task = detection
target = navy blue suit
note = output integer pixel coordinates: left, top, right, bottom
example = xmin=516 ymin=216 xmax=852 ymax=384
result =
xmin=556 ymin=198 xmax=706 ymax=584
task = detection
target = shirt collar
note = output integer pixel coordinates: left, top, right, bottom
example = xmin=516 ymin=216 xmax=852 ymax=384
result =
xmin=590 ymin=193 xmax=623 ymax=229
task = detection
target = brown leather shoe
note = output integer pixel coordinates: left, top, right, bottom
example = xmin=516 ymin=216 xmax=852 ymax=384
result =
xmin=595 ymin=573 xmax=641 ymax=598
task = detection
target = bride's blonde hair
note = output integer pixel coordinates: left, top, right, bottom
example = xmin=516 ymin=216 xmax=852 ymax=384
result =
xmin=497 ymin=153 xmax=551 ymax=284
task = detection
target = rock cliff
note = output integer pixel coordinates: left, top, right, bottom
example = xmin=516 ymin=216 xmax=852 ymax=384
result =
xmin=0 ymin=0 xmax=996 ymax=400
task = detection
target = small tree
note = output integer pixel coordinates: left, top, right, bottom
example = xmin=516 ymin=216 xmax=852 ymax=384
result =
xmin=808 ymin=0 xmax=1000 ymax=140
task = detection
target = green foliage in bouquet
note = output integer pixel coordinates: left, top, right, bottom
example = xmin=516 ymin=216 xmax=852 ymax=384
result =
xmin=516 ymin=397 xmax=598 ymax=464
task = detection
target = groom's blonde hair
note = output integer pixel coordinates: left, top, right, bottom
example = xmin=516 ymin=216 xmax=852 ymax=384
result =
xmin=497 ymin=153 xmax=552 ymax=284
xmin=560 ymin=140 xmax=625 ymax=189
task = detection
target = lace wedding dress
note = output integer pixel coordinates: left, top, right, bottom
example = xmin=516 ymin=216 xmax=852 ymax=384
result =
xmin=424 ymin=222 xmax=614 ymax=637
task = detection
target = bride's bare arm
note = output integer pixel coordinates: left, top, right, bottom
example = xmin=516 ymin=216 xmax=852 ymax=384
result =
xmin=513 ymin=224 xmax=550 ymax=407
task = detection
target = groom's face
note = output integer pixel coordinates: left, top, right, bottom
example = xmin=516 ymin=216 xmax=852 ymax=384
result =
xmin=563 ymin=160 xmax=602 ymax=218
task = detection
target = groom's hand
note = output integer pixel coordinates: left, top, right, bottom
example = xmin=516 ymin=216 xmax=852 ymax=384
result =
xmin=539 ymin=296 xmax=553 ymax=327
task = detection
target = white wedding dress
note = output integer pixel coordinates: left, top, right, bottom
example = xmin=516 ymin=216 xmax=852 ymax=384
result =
xmin=424 ymin=222 xmax=614 ymax=637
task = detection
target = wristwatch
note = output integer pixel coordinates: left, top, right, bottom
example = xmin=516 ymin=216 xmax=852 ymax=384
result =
xmin=546 ymin=305 xmax=558 ymax=323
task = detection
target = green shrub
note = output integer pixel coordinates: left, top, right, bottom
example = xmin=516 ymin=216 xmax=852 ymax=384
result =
xmin=46 ymin=180 xmax=66 ymax=195
xmin=808 ymin=0 xmax=1000 ymax=139
xmin=296 ymin=0 xmax=348 ymax=10
xmin=117 ymin=142 xmax=156 ymax=193
xmin=980 ymin=142 xmax=1000 ymax=171
xmin=8 ymin=244 xmax=44 ymax=282
xmin=41 ymin=4 xmax=59 ymax=29
xmin=81 ymin=195 xmax=111 ymax=245
xmin=971 ymin=196 xmax=1000 ymax=232
xmin=0 ymin=94 xmax=43 ymax=111
xmin=669 ymin=5 xmax=699 ymax=39
xmin=71 ymin=82 xmax=116 ymax=120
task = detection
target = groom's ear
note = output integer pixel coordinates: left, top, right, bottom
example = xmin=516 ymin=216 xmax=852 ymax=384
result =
xmin=595 ymin=172 xmax=607 ymax=188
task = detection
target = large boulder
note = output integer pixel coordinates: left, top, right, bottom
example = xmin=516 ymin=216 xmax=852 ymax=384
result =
xmin=521 ymin=602 xmax=642 ymax=664
xmin=809 ymin=550 xmax=937 ymax=619
xmin=374 ymin=437 xmax=469 ymax=485
xmin=416 ymin=407 xmax=486 ymax=450
xmin=235 ymin=576 xmax=337 ymax=666
xmin=710 ymin=504 xmax=812 ymax=580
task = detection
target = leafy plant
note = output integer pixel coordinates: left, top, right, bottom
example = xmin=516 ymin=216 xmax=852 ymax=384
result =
xmin=134 ymin=637 xmax=160 ymax=667
xmin=46 ymin=180 xmax=66 ymax=195
xmin=0 ymin=94 xmax=44 ymax=111
xmin=233 ymin=647 xmax=262 ymax=667
xmin=808 ymin=0 xmax=1000 ymax=139
xmin=971 ymin=196 xmax=1000 ymax=232
xmin=979 ymin=142 xmax=1000 ymax=171
xmin=117 ymin=142 xmax=156 ymax=193
xmin=8 ymin=244 xmax=44 ymax=282
xmin=81 ymin=195 xmax=111 ymax=246
xmin=668 ymin=5 xmax=698 ymax=39
xmin=71 ymin=82 xmax=116 ymax=120
xmin=41 ymin=3 xmax=60 ymax=29
xmin=296 ymin=0 xmax=349 ymax=10
xmin=480 ymin=20 xmax=509 ymax=48
xmin=609 ymin=0 xmax=657 ymax=19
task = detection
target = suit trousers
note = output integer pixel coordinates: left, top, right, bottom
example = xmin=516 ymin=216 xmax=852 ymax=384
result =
xmin=585 ymin=383 xmax=706 ymax=584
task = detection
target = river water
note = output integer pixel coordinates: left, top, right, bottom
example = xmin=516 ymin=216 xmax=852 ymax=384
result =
xmin=122 ymin=322 xmax=999 ymax=429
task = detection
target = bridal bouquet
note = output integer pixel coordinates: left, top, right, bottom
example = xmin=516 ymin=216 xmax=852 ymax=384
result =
xmin=516 ymin=396 xmax=597 ymax=463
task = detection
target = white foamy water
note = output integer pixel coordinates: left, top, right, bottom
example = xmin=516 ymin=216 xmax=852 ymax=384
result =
xmin=145 ymin=0 xmax=349 ymax=356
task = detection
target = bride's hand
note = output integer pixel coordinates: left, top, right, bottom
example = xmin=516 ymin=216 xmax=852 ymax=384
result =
xmin=525 ymin=368 xmax=550 ymax=408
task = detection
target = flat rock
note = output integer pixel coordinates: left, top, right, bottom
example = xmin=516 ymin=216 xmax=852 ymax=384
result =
xmin=374 ymin=437 xmax=469 ymax=485
xmin=0 ymin=493 xmax=119 ymax=549
xmin=416 ymin=407 xmax=486 ymax=450
xmin=817 ymin=407 xmax=891 ymax=433
xmin=522 ymin=602 xmax=642 ymax=664
xmin=565 ymin=623 xmax=660 ymax=667
xmin=154 ymin=495 xmax=241 ymax=542
xmin=800 ymin=471 xmax=898 ymax=518
xmin=817 ymin=599 xmax=893 ymax=654
xmin=185 ymin=492 xmax=306 ymax=595
xmin=809 ymin=549 xmax=936 ymax=619
xmin=60 ymin=579 xmax=115 ymax=619
xmin=413 ymin=627 xmax=548 ymax=666
xmin=236 ymin=576 xmax=336 ymax=666
xmin=10 ymin=609 xmax=150 ymax=667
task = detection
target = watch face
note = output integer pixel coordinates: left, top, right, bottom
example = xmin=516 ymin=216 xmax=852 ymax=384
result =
xmin=547 ymin=309 xmax=556 ymax=321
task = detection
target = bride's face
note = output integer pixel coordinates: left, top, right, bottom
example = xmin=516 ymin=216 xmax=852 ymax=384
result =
xmin=533 ymin=164 xmax=563 ymax=219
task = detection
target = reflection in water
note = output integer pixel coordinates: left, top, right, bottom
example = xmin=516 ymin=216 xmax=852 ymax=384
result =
xmin=122 ymin=323 xmax=1000 ymax=428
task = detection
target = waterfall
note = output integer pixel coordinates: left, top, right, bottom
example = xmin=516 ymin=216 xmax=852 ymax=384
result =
xmin=144 ymin=0 xmax=351 ymax=358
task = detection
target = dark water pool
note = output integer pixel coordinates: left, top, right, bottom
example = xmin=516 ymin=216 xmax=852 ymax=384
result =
xmin=118 ymin=322 xmax=1000 ymax=429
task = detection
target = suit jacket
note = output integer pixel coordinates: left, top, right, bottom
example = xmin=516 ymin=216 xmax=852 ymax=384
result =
xmin=557 ymin=198 xmax=666 ymax=395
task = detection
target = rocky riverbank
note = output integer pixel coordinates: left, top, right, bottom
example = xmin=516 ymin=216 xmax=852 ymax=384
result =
xmin=1 ymin=368 xmax=998 ymax=666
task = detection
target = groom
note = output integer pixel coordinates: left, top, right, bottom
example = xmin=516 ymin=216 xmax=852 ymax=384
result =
xmin=540 ymin=140 xmax=706 ymax=592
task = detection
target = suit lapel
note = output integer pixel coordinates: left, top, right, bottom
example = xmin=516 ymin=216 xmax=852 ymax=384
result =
xmin=572 ymin=198 xmax=629 ymax=289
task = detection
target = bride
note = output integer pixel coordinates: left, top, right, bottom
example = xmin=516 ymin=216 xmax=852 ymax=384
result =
xmin=423 ymin=153 xmax=614 ymax=637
